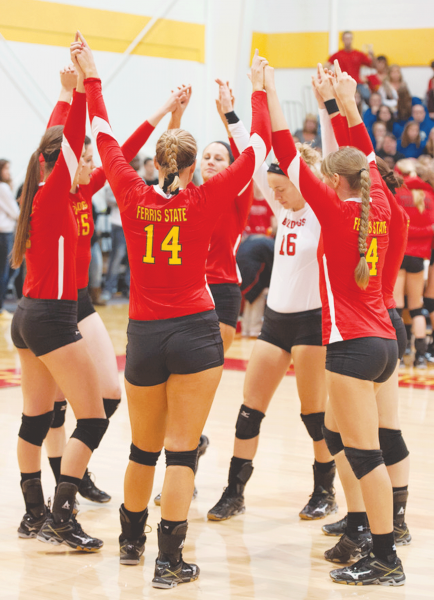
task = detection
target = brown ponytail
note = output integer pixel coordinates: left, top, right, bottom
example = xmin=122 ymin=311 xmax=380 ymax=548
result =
xmin=376 ymin=155 xmax=403 ymax=193
xmin=321 ymin=146 xmax=372 ymax=290
xmin=155 ymin=129 xmax=197 ymax=194
xmin=12 ymin=126 xmax=64 ymax=268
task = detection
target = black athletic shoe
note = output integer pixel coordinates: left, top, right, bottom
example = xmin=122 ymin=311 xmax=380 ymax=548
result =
xmin=325 ymin=532 xmax=373 ymax=563
xmin=207 ymin=488 xmax=245 ymax=521
xmin=414 ymin=353 xmax=427 ymax=369
xmin=119 ymin=505 xmax=148 ymax=565
xmin=198 ymin=434 xmax=210 ymax=458
xmin=394 ymin=521 xmax=412 ymax=546
xmin=37 ymin=514 xmax=103 ymax=551
xmin=329 ymin=552 xmax=405 ymax=586
xmin=152 ymin=558 xmax=200 ymax=588
xmin=18 ymin=506 xmax=48 ymax=539
xmin=322 ymin=516 xmax=348 ymax=536
xmin=78 ymin=471 xmax=111 ymax=503
xmin=299 ymin=488 xmax=338 ymax=520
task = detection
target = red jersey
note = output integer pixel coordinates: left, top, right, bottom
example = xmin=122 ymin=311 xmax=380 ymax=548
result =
xmin=328 ymin=49 xmax=372 ymax=84
xmin=395 ymin=177 xmax=434 ymax=259
xmin=245 ymin=197 xmax=274 ymax=235
xmin=331 ymin=114 xmax=409 ymax=309
xmin=273 ymin=123 xmax=395 ymax=345
xmin=206 ymin=138 xmax=253 ymax=284
xmin=48 ymin=101 xmax=156 ymax=288
xmin=84 ymin=78 xmax=271 ymax=320
xmin=24 ymin=90 xmax=86 ymax=301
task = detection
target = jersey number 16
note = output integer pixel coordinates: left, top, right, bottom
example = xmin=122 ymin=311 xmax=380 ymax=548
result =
xmin=279 ymin=233 xmax=297 ymax=256
xmin=142 ymin=224 xmax=182 ymax=265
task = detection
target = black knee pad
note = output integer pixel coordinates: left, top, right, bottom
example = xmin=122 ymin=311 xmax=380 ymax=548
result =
xmin=71 ymin=418 xmax=109 ymax=451
xmin=300 ymin=412 xmax=325 ymax=442
xmin=103 ymin=398 xmax=121 ymax=419
xmin=322 ymin=425 xmax=344 ymax=456
xmin=409 ymin=307 xmax=423 ymax=319
xmin=235 ymin=404 xmax=265 ymax=440
xmin=424 ymin=297 xmax=434 ymax=314
xmin=379 ymin=428 xmax=409 ymax=466
xmin=19 ymin=411 xmax=54 ymax=446
xmin=344 ymin=447 xmax=384 ymax=480
xmin=51 ymin=400 xmax=67 ymax=429
xmin=165 ymin=448 xmax=198 ymax=473
xmin=129 ymin=443 xmax=161 ymax=466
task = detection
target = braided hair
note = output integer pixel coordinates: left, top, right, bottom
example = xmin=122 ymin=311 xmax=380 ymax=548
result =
xmin=155 ymin=129 xmax=197 ymax=194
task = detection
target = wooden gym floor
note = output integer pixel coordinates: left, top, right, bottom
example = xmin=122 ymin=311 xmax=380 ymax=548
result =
xmin=0 ymin=301 xmax=433 ymax=599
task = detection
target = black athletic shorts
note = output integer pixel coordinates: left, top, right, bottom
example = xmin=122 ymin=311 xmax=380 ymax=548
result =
xmin=209 ymin=283 xmax=242 ymax=329
xmin=258 ymin=305 xmax=323 ymax=353
xmin=400 ymin=255 xmax=424 ymax=273
xmin=11 ymin=296 xmax=82 ymax=357
xmin=388 ymin=308 xmax=406 ymax=360
xmin=77 ymin=287 xmax=96 ymax=323
xmin=125 ymin=309 xmax=224 ymax=387
xmin=326 ymin=337 xmax=398 ymax=383
xmin=430 ymin=249 xmax=434 ymax=266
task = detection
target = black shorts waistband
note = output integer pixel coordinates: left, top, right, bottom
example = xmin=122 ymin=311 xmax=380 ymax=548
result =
xmin=265 ymin=305 xmax=322 ymax=320
xmin=22 ymin=296 xmax=78 ymax=309
xmin=129 ymin=309 xmax=217 ymax=327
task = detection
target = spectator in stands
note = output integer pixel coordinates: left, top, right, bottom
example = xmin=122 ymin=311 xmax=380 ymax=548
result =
xmin=409 ymin=104 xmax=434 ymax=141
xmin=371 ymin=121 xmax=387 ymax=152
xmin=427 ymin=61 xmax=434 ymax=118
xmin=379 ymin=64 xmax=407 ymax=113
xmin=143 ymin=156 xmax=158 ymax=186
xmin=423 ymin=127 xmax=434 ymax=158
xmin=244 ymin=183 xmax=276 ymax=237
xmin=366 ymin=55 xmax=389 ymax=92
xmin=363 ymin=91 xmax=382 ymax=129
xmin=397 ymin=122 xmax=427 ymax=158
xmin=0 ymin=159 xmax=19 ymax=318
xmin=293 ymin=114 xmax=321 ymax=149
xmin=354 ymin=89 xmax=366 ymax=115
xmin=327 ymin=31 xmax=373 ymax=100
xmin=376 ymin=133 xmax=405 ymax=167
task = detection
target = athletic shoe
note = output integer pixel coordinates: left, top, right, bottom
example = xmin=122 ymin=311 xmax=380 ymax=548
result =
xmin=119 ymin=504 xmax=148 ymax=565
xmin=198 ymin=434 xmax=210 ymax=458
xmin=18 ymin=506 xmax=48 ymax=539
xmin=299 ymin=488 xmax=338 ymax=520
xmin=329 ymin=552 xmax=405 ymax=586
xmin=207 ymin=488 xmax=245 ymax=521
xmin=37 ymin=513 xmax=103 ymax=551
xmin=394 ymin=521 xmax=412 ymax=546
xmin=78 ymin=470 xmax=111 ymax=503
xmin=322 ymin=516 xmax=348 ymax=536
xmin=325 ymin=532 xmax=372 ymax=563
xmin=414 ymin=353 xmax=427 ymax=369
xmin=152 ymin=558 xmax=199 ymax=589
xmin=154 ymin=487 xmax=197 ymax=507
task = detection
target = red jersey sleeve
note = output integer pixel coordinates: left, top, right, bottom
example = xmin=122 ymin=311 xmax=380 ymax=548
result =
xmin=331 ymin=114 xmax=350 ymax=146
xmin=84 ymin=78 xmax=147 ymax=212
xmin=229 ymin=137 xmax=240 ymax=160
xmin=47 ymin=100 xmax=70 ymax=128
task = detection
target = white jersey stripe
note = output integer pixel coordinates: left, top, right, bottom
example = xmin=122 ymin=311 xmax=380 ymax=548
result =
xmin=57 ymin=236 xmax=65 ymax=300
xmin=91 ymin=116 xmax=118 ymax=141
xmin=287 ymin=151 xmax=301 ymax=193
xmin=322 ymin=254 xmax=343 ymax=344
xmin=61 ymin=136 xmax=79 ymax=186
xmin=205 ymin=277 xmax=215 ymax=306
xmin=367 ymin=151 xmax=376 ymax=163
xmin=249 ymin=132 xmax=267 ymax=175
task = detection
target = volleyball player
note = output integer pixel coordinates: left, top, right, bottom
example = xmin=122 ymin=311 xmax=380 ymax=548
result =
xmin=207 ymin=81 xmax=337 ymax=522
xmin=313 ymin=75 xmax=411 ymax=562
xmin=268 ymin=62 xmax=405 ymax=585
xmin=43 ymin=67 xmax=191 ymax=504
xmin=11 ymin=44 xmax=108 ymax=551
xmin=73 ymin=34 xmax=271 ymax=587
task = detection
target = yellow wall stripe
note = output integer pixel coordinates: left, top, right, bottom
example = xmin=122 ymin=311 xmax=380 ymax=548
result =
xmin=0 ymin=0 xmax=205 ymax=63
xmin=252 ymin=28 xmax=434 ymax=69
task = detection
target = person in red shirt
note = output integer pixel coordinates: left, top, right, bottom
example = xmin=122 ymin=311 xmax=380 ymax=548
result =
xmin=10 ymin=50 xmax=108 ymax=552
xmin=267 ymin=62 xmax=405 ymax=585
xmin=73 ymin=34 xmax=271 ymax=588
xmin=42 ymin=68 xmax=191 ymax=504
xmin=327 ymin=31 xmax=373 ymax=100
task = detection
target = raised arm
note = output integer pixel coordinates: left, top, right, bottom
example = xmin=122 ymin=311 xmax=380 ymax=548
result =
xmin=47 ymin=66 xmax=77 ymax=128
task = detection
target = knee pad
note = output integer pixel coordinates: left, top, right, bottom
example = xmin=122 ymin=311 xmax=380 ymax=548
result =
xmin=300 ymin=412 xmax=325 ymax=442
xmin=71 ymin=418 xmax=109 ymax=452
xmin=409 ymin=307 xmax=423 ymax=319
xmin=235 ymin=404 xmax=265 ymax=440
xmin=19 ymin=411 xmax=54 ymax=446
xmin=51 ymin=400 xmax=67 ymax=429
xmin=344 ymin=447 xmax=384 ymax=480
xmin=103 ymin=398 xmax=121 ymax=419
xmin=379 ymin=428 xmax=409 ymax=466
xmin=424 ymin=297 xmax=434 ymax=314
xmin=165 ymin=448 xmax=198 ymax=473
xmin=129 ymin=443 xmax=161 ymax=466
xmin=322 ymin=425 xmax=344 ymax=456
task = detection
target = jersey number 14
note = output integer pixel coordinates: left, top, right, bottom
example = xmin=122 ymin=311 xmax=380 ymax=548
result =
xmin=142 ymin=224 xmax=182 ymax=264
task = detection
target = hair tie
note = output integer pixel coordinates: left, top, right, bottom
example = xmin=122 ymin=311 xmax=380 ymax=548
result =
xmin=359 ymin=168 xmax=367 ymax=174
xmin=162 ymin=172 xmax=179 ymax=194
xmin=42 ymin=149 xmax=61 ymax=163
xmin=359 ymin=253 xmax=365 ymax=258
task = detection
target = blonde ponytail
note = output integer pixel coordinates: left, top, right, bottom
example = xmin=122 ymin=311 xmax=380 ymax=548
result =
xmin=354 ymin=169 xmax=371 ymax=289
xmin=155 ymin=128 xmax=197 ymax=195
xmin=411 ymin=189 xmax=425 ymax=213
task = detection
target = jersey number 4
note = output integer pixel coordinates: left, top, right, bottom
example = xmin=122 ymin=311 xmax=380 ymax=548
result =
xmin=279 ymin=233 xmax=297 ymax=256
xmin=366 ymin=237 xmax=379 ymax=275
xmin=143 ymin=224 xmax=182 ymax=265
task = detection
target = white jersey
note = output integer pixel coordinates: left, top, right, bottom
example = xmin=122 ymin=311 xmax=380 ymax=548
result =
xmin=228 ymin=119 xmax=321 ymax=314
